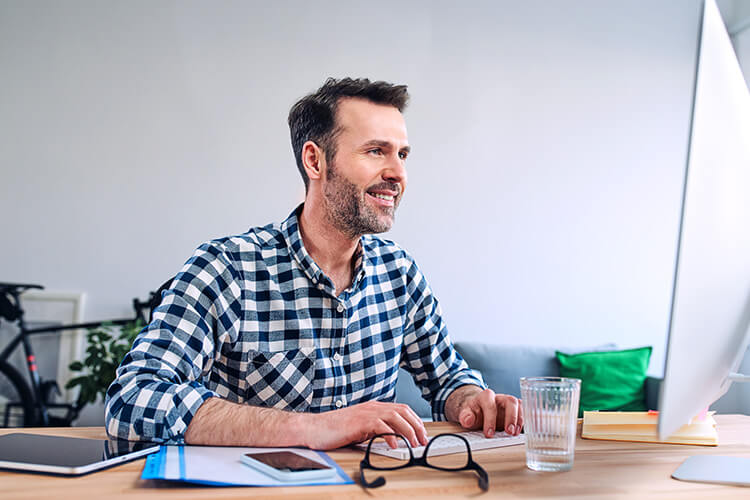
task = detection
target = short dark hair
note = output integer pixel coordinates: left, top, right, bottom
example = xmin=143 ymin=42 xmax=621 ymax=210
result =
xmin=287 ymin=77 xmax=410 ymax=190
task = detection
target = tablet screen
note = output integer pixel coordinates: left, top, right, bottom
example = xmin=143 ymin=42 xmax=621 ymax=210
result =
xmin=0 ymin=433 xmax=158 ymax=474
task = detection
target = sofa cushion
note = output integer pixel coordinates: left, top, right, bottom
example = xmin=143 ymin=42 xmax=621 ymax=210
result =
xmin=454 ymin=342 xmax=617 ymax=399
xmin=396 ymin=367 xmax=433 ymax=418
xmin=556 ymin=346 xmax=653 ymax=416
xmin=395 ymin=341 xmax=617 ymax=418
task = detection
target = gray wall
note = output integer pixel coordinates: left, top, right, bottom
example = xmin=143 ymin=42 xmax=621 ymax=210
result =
xmin=1 ymin=1 xmax=747 ymax=421
xmin=721 ymin=0 xmax=750 ymax=85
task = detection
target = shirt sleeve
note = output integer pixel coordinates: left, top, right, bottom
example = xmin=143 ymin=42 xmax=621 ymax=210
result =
xmin=399 ymin=254 xmax=486 ymax=421
xmin=104 ymin=241 xmax=243 ymax=443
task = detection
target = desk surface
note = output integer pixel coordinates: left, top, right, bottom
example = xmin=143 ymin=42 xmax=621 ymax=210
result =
xmin=1 ymin=415 xmax=749 ymax=499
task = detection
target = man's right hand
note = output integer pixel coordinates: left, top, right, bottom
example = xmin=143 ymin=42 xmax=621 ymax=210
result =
xmin=298 ymin=400 xmax=429 ymax=450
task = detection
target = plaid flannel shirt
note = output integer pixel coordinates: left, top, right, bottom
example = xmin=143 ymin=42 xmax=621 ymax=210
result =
xmin=105 ymin=206 xmax=484 ymax=443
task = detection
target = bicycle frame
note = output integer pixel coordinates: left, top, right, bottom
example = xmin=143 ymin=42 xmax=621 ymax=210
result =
xmin=0 ymin=283 xmax=144 ymax=427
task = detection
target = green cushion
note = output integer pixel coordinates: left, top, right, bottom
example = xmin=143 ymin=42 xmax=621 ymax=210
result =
xmin=556 ymin=347 xmax=652 ymax=416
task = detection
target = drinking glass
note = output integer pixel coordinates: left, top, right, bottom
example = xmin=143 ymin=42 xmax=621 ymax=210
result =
xmin=520 ymin=376 xmax=581 ymax=472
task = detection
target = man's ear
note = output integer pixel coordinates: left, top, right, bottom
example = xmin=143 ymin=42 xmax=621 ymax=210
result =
xmin=301 ymin=141 xmax=325 ymax=182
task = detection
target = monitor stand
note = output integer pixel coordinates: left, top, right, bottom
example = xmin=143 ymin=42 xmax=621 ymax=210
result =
xmin=672 ymin=455 xmax=750 ymax=486
xmin=672 ymin=374 xmax=750 ymax=486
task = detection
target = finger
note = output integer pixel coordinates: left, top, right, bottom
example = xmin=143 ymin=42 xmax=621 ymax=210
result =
xmin=517 ymin=399 xmax=524 ymax=433
xmin=372 ymin=421 xmax=400 ymax=449
xmin=459 ymin=393 xmax=486 ymax=431
xmin=383 ymin=409 xmax=422 ymax=448
xmin=458 ymin=404 xmax=478 ymax=430
xmin=476 ymin=389 xmax=498 ymax=437
xmin=396 ymin=404 xmax=429 ymax=446
xmin=497 ymin=395 xmax=521 ymax=435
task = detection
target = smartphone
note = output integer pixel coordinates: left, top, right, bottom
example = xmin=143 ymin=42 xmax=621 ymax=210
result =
xmin=241 ymin=451 xmax=338 ymax=482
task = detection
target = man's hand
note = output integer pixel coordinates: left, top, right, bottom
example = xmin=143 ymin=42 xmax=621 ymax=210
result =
xmin=300 ymin=400 xmax=429 ymax=450
xmin=445 ymin=385 xmax=523 ymax=438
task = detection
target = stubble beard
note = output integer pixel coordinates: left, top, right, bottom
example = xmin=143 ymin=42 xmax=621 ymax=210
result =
xmin=323 ymin=160 xmax=399 ymax=239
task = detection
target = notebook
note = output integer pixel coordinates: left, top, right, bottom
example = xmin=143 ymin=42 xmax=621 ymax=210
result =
xmin=582 ymin=411 xmax=718 ymax=446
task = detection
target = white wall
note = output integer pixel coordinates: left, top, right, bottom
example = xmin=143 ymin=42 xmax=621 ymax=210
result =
xmin=0 ymin=0 xmax=706 ymax=390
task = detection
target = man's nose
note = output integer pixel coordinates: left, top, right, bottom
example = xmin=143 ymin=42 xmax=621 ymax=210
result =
xmin=382 ymin=154 xmax=407 ymax=187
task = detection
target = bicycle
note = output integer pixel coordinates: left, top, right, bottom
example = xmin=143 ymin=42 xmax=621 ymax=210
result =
xmin=0 ymin=282 xmax=158 ymax=427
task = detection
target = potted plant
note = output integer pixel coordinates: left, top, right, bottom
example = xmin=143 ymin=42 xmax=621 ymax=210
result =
xmin=66 ymin=321 xmax=143 ymax=407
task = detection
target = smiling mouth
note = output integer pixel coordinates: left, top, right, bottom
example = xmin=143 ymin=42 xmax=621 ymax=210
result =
xmin=366 ymin=191 xmax=397 ymax=207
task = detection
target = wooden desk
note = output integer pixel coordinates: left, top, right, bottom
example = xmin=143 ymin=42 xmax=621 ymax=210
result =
xmin=1 ymin=415 xmax=749 ymax=499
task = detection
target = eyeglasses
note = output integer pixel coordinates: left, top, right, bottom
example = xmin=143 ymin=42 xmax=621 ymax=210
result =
xmin=359 ymin=433 xmax=489 ymax=491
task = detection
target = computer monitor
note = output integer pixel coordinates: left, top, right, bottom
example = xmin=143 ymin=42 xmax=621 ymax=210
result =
xmin=658 ymin=0 xmax=750 ymax=443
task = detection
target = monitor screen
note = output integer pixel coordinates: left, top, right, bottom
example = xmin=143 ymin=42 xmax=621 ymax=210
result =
xmin=658 ymin=0 xmax=750 ymax=439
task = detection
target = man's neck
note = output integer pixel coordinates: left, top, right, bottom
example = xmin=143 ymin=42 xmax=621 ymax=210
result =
xmin=298 ymin=203 xmax=360 ymax=295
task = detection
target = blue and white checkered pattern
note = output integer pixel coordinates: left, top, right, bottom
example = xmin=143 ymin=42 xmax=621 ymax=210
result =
xmin=105 ymin=206 xmax=484 ymax=443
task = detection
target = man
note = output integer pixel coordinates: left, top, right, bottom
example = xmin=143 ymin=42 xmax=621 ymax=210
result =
xmin=105 ymin=78 xmax=523 ymax=449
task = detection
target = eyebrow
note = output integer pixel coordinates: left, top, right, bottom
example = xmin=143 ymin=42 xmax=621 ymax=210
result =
xmin=362 ymin=139 xmax=411 ymax=154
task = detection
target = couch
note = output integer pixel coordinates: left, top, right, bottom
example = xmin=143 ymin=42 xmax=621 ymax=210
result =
xmin=395 ymin=342 xmax=662 ymax=419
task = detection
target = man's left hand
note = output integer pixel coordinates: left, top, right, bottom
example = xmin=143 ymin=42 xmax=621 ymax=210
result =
xmin=446 ymin=386 xmax=523 ymax=438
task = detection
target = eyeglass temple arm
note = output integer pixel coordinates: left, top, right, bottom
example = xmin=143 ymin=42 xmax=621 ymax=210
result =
xmin=359 ymin=462 xmax=387 ymax=489
xmin=470 ymin=462 xmax=489 ymax=491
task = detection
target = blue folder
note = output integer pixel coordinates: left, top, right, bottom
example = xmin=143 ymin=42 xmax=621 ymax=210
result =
xmin=141 ymin=445 xmax=353 ymax=487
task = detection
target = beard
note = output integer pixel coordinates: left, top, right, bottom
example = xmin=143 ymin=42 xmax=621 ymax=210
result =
xmin=323 ymin=159 xmax=401 ymax=239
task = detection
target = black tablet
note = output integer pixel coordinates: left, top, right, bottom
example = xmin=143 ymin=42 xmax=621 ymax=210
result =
xmin=0 ymin=433 xmax=159 ymax=476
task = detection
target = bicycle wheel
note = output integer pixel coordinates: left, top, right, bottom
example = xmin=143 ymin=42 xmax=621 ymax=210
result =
xmin=0 ymin=360 xmax=35 ymax=427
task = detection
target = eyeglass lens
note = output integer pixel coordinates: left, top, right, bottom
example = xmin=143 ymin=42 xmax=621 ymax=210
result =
xmin=424 ymin=434 xmax=471 ymax=470
xmin=368 ymin=435 xmax=412 ymax=469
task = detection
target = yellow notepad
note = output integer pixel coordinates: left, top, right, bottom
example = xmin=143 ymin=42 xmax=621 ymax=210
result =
xmin=582 ymin=411 xmax=718 ymax=446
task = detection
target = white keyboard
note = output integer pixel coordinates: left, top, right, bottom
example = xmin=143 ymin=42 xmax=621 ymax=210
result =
xmin=358 ymin=431 xmax=525 ymax=460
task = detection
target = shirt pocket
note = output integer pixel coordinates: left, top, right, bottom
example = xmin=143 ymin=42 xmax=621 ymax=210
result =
xmin=245 ymin=347 xmax=316 ymax=411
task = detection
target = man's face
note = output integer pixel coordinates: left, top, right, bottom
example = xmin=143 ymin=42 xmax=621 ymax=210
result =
xmin=322 ymin=98 xmax=410 ymax=238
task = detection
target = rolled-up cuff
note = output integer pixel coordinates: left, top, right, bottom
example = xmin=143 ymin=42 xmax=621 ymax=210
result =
xmin=162 ymin=382 xmax=218 ymax=443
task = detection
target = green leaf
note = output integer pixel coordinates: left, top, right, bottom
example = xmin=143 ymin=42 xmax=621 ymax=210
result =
xmin=68 ymin=321 xmax=146 ymax=410
xmin=65 ymin=375 xmax=89 ymax=390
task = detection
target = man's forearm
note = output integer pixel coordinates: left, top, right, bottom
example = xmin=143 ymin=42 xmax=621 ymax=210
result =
xmin=184 ymin=397 xmax=308 ymax=447
xmin=184 ymin=397 xmax=429 ymax=450
xmin=444 ymin=384 xmax=483 ymax=423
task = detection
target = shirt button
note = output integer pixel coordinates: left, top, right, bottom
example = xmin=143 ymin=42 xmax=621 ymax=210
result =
xmin=337 ymin=303 xmax=344 ymax=313
xmin=333 ymin=352 xmax=341 ymax=361
xmin=335 ymin=400 xmax=343 ymax=408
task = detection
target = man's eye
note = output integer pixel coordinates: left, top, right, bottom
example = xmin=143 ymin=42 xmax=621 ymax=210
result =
xmin=398 ymin=151 xmax=409 ymax=160
xmin=368 ymin=148 xmax=383 ymax=156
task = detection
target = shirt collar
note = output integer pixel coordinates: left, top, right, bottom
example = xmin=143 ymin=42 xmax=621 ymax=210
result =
xmin=281 ymin=204 xmax=324 ymax=286
xmin=351 ymin=241 xmax=367 ymax=288
xmin=281 ymin=204 xmax=369 ymax=291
